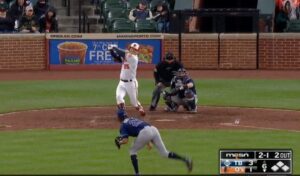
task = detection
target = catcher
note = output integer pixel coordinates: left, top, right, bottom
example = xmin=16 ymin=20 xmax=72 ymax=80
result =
xmin=114 ymin=109 xmax=193 ymax=175
xmin=163 ymin=68 xmax=197 ymax=113
xmin=149 ymin=52 xmax=183 ymax=111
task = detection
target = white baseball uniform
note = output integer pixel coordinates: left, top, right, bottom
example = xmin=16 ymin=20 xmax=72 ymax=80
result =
xmin=116 ymin=51 xmax=142 ymax=109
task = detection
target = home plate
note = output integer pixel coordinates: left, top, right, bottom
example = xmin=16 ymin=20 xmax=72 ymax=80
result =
xmin=155 ymin=119 xmax=176 ymax=122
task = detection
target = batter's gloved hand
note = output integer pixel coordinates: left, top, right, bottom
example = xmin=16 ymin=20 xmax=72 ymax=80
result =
xmin=115 ymin=136 xmax=122 ymax=149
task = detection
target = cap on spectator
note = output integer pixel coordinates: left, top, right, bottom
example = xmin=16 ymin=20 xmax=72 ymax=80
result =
xmin=26 ymin=5 xmax=33 ymax=11
xmin=139 ymin=0 xmax=147 ymax=5
xmin=0 ymin=2 xmax=8 ymax=11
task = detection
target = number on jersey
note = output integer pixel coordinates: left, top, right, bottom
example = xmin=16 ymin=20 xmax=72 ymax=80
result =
xmin=123 ymin=63 xmax=130 ymax=69
xmin=128 ymin=119 xmax=143 ymax=127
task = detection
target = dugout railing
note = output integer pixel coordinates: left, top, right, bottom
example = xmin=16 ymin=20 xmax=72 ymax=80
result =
xmin=171 ymin=8 xmax=260 ymax=69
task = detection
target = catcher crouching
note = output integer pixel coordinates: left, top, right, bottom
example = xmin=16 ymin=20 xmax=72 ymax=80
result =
xmin=163 ymin=68 xmax=198 ymax=113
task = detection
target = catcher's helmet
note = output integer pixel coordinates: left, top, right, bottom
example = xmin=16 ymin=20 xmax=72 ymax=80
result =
xmin=117 ymin=109 xmax=127 ymax=121
xmin=129 ymin=43 xmax=140 ymax=51
xmin=176 ymin=68 xmax=187 ymax=77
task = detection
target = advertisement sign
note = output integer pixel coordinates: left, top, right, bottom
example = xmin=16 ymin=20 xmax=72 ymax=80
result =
xmin=48 ymin=34 xmax=162 ymax=65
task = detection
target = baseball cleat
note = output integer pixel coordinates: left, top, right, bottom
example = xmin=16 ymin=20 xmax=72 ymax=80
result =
xmin=139 ymin=109 xmax=146 ymax=116
xmin=185 ymin=158 xmax=193 ymax=173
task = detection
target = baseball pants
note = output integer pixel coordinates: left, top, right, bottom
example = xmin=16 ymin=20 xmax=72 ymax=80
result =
xmin=130 ymin=126 xmax=169 ymax=158
xmin=116 ymin=79 xmax=141 ymax=107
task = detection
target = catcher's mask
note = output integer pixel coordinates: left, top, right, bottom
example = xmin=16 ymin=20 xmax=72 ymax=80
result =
xmin=117 ymin=109 xmax=127 ymax=121
xmin=165 ymin=52 xmax=175 ymax=61
xmin=176 ymin=68 xmax=187 ymax=78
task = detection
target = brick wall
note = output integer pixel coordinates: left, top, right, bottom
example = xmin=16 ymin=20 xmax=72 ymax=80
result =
xmin=0 ymin=33 xmax=299 ymax=71
xmin=259 ymin=33 xmax=300 ymax=70
xmin=163 ymin=34 xmax=219 ymax=69
xmin=220 ymin=34 xmax=257 ymax=69
xmin=0 ymin=34 xmax=46 ymax=71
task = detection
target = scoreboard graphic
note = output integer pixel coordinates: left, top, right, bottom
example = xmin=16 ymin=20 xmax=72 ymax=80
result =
xmin=219 ymin=149 xmax=292 ymax=175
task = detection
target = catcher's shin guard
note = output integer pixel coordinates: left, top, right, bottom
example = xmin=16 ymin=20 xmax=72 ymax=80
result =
xmin=184 ymin=98 xmax=197 ymax=112
xmin=164 ymin=101 xmax=178 ymax=112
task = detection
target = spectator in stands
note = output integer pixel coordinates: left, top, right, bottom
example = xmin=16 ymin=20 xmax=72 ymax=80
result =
xmin=19 ymin=5 xmax=39 ymax=33
xmin=152 ymin=2 xmax=170 ymax=32
xmin=275 ymin=1 xmax=290 ymax=32
xmin=39 ymin=7 xmax=58 ymax=33
xmin=8 ymin=0 xmax=27 ymax=30
xmin=129 ymin=0 xmax=153 ymax=22
xmin=34 ymin=0 xmax=50 ymax=19
xmin=0 ymin=1 xmax=14 ymax=33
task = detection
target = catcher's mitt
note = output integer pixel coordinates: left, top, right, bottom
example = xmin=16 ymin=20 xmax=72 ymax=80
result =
xmin=114 ymin=136 xmax=123 ymax=149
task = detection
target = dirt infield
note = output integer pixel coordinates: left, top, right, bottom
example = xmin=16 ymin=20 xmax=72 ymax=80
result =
xmin=0 ymin=70 xmax=299 ymax=131
xmin=0 ymin=106 xmax=299 ymax=131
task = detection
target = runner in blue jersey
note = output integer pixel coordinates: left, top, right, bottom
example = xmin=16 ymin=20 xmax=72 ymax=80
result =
xmin=114 ymin=109 xmax=193 ymax=176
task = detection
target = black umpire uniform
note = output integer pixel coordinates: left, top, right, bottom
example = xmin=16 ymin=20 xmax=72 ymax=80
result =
xmin=149 ymin=52 xmax=183 ymax=111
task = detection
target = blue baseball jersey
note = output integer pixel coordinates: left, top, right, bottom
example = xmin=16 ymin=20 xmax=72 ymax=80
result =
xmin=119 ymin=117 xmax=150 ymax=138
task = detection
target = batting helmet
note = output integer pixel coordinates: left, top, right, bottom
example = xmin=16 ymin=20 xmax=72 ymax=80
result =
xmin=129 ymin=43 xmax=140 ymax=51
xmin=117 ymin=109 xmax=127 ymax=121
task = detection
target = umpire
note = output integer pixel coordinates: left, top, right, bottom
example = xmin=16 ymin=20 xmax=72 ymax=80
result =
xmin=149 ymin=51 xmax=183 ymax=111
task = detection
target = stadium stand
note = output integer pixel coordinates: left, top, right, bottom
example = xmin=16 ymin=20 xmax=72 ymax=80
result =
xmin=49 ymin=0 xmax=101 ymax=33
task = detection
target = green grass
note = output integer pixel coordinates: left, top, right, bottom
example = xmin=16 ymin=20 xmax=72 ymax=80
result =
xmin=0 ymin=129 xmax=299 ymax=174
xmin=0 ymin=79 xmax=299 ymax=174
xmin=0 ymin=79 xmax=299 ymax=113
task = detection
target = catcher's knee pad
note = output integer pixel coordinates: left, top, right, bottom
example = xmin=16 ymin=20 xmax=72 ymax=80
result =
xmin=184 ymin=90 xmax=195 ymax=100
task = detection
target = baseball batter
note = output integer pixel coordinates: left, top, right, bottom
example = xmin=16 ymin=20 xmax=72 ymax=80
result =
xmin=114 ymin=109 xmax=193 ymax=175
xmin=108 ymin=43 xmax=145 ymax=116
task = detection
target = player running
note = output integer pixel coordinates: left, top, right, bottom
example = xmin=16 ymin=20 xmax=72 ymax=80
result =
xmin=114 ymin=109 xmax=193 ymax=176
xmin=108 ymin=43 xmax=145 ymax=116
